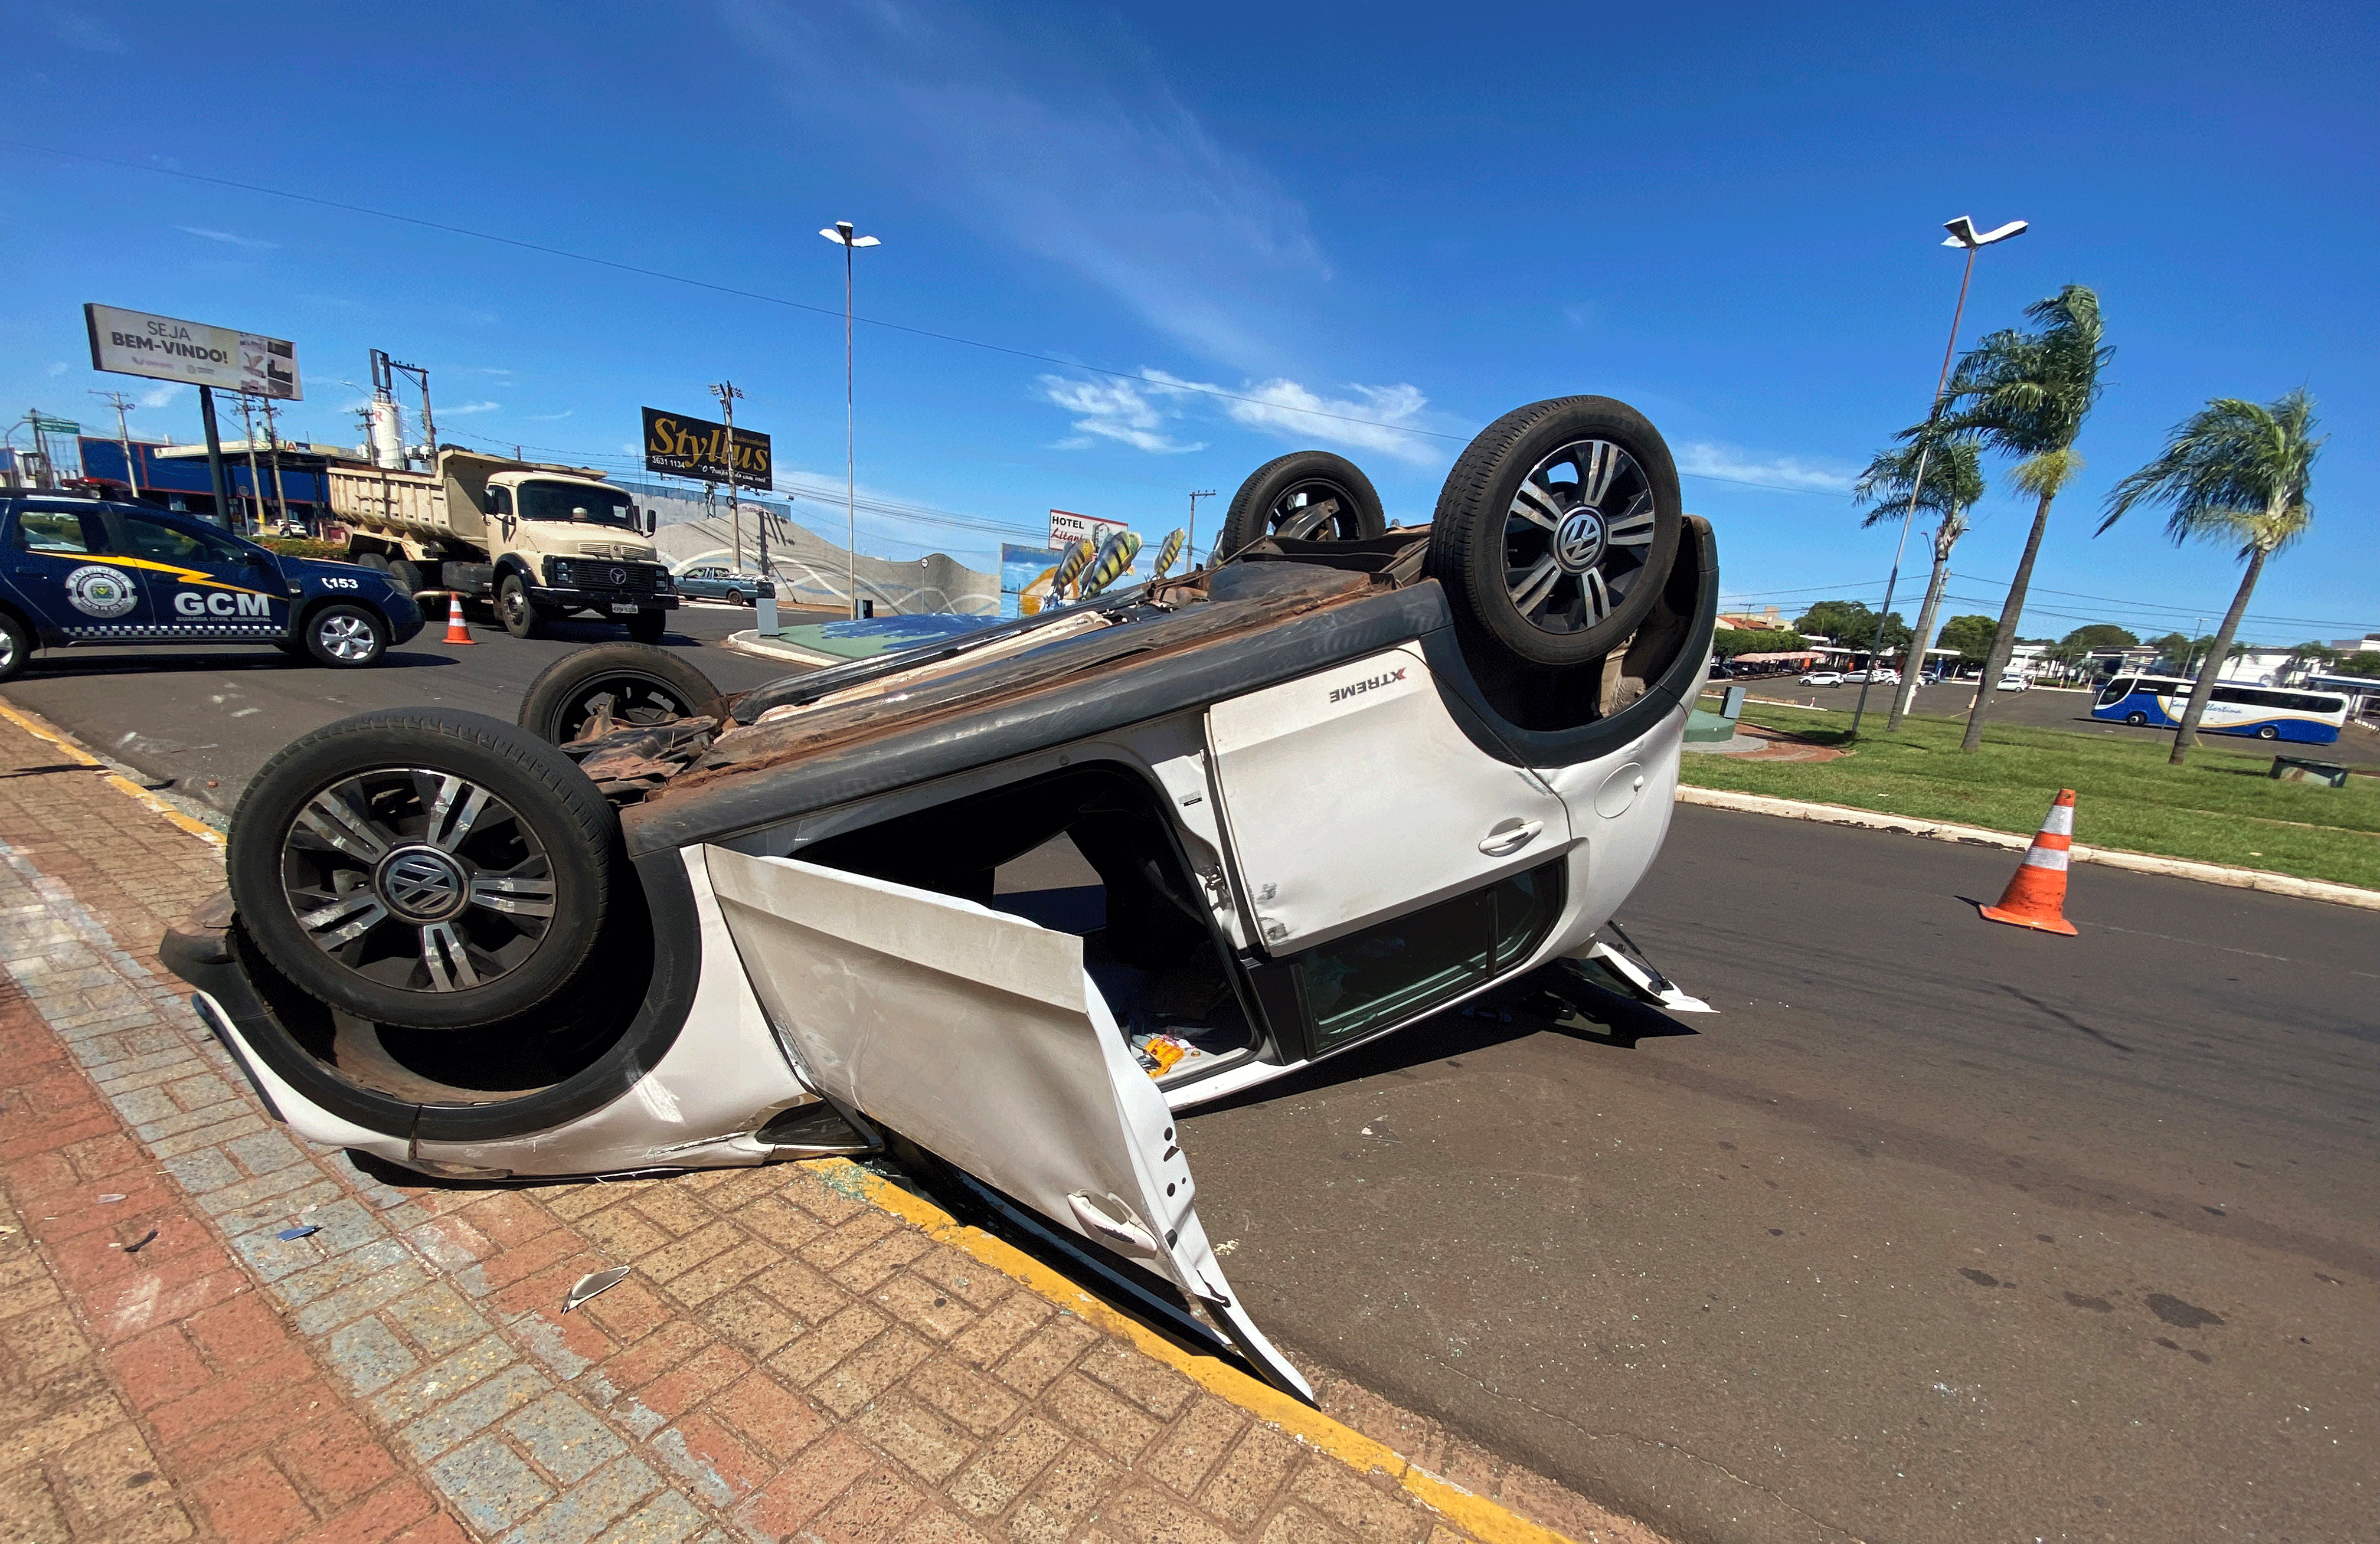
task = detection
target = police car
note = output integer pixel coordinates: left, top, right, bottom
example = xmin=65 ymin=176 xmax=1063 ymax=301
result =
xmin=0 ymin=495 xmax=426 ymax=679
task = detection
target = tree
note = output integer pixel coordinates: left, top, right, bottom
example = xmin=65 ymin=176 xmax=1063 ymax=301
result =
xmin=2334 ymin=653 xmax=2380 ymax=680
xmin=1941 ymin=285 xmax=2112 ymax=751
xmin=1793 ymin=599 xmax=1876 ymax=639
xmin=2282 ymin=640 xmax=2338 ymax=682
xmin=2099 ymin=389 xmax=2323 ymax=766
xmin=1935 ymin=614 xmax=2000 ymax=668
xmin=2061 ymin=623 xmax=2139 ymax=651
xmin=1853 ymin=423 xmax=1985 ymax=727
xmin=1712 ymin=627 xmax=1808 ymax=657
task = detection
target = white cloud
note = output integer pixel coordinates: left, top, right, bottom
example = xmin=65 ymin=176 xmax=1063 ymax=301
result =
xmin=725 ymin=0 xmax=1325 ymax=370
xmin=1035 ymin=376 xmax=1205 ymax=454
xmin=440 ymin=401 xmax=502 ymax=416
xmin=1139 ymin=370 xmax=1439 ymax=464
xmin=1675 ymin=441 xmax=1854 ymax=493
xmin=176 ymin=225 xmax=276 ymax=251
xmin=528 ymin=410 xmax=573 ymax=421
xmin=138 ymin=383 xmax=188 ymax=409
xmin=44 ymin=361 xmax=67 ymax=377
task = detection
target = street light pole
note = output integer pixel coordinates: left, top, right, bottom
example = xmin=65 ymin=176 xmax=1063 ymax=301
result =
xmin=819 ymin=220 xmax=880 ymax=619
xmin=1851 ymin=214 xmax=2027 ymax=738
xmin=1188 ymin=489 xmax=1216 ymax=567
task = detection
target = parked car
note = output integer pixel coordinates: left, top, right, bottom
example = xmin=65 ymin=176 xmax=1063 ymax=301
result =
xmin=1998 ymin=672 xmax=2030 ymax=692
xmin=1800 ymin=669 xmax=1844 ymax=686
xmin=0 ymin=494 xmax=424 ymax=680
xmin=161 ymin=395 xmax=1716 ymax=1402
xmin=675 ymin=566 xmax=771 ymax=605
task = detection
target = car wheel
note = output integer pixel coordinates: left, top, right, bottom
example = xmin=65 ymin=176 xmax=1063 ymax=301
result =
xmin=2258 ymin=724 xmax=2279 ymax=740
xmin=225 ymin=708 xmax=615 ymax=1031
xmin=304 ymin=604 xmax=388 ymax=668
xmin=722 ymin=589 xmax=743 ymax=607
xmin=1426 ymin=396 xmax=1683 ymax=668
xmin=2125 ymin=711 xmax=2147 ymax=726
xmin=355 ymin=551 xmax=393 ymax=575
xmin=516 ymin=642 xmax=727 ymax=745
xmin=1215 ymin=451 xmax=1387 ymax=560
xmin=0 ymin=613 xmax=30 ymax=683
xmin=623 ymin=610 xmax=668 ymax=646
xmin=389 ymin=558 xmax=426 ymax=597
xmin=498 ymin=573 xmax=544 ymax=639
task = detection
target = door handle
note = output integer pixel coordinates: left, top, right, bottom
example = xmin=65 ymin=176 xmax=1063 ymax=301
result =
xmin=14 ymin=568 xmax=39 ymax=577
xmin=1479 ymin=819 xmax=1543 ymax=856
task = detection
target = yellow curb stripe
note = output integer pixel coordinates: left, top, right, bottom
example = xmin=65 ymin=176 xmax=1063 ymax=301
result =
xmin=0 ymin=701 xmax=225 ymax=849
xmin=805 ymin=1156 xmax=1578 ymax=1544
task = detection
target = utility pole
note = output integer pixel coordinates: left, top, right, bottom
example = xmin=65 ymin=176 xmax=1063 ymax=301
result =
xmin=233 ymin=394 xmax=269 ymax=535
xmin=710 ymin=381 xmax=744 ymax=573
xmin=819 ymin=220 xmax=881 ymax=619
xmin=90 ymin=391 xmax=141 ymax=496
xmin=259 ymin=397 xmax=291 ymax=530
xmin=1188 ymin=489 xmax=1217 ymax=566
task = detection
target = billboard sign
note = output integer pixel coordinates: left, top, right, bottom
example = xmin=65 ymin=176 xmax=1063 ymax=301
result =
xmin=1049 ymin=508 xmax=1128 ymax=551
xmin=84 ymin=304 xmax=301 ymax=399
xmin=641 ymin=407 xmax=772 ymax=491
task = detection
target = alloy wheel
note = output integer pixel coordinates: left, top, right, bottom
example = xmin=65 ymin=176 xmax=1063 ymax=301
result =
xmin=279 ymin=767 xmax=559 ymax=995
xmin=317 ymin=613 xmax=377 ymax=662
xmin=1264 ymin=479 xmax=1368 ymax=542
xmin=1500 ymin=439 xmax=1661 ymax=639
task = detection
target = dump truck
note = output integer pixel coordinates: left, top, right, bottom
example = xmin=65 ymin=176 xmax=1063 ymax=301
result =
xmin=324 ymin=448 xmax=676 ymax=642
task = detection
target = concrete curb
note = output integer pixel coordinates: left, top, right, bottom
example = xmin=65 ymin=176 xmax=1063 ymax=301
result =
xmin=1675 ymin=784 xmax=2380 ymax=911
xmin=721 ymin=628 xmax=841 ymax=668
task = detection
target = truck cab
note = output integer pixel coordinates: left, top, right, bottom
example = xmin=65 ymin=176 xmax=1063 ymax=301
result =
xmin=478 ymin=470 xmax=677 ymax=642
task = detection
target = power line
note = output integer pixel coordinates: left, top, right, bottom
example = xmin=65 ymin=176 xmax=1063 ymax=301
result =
xmin=6 ymin=138 xmax=1855 ymax=498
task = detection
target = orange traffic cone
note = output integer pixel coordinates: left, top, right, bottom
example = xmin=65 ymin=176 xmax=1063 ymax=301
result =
xmin=1979 ymin=789 xmax=2078 ymax=935
xmin=442 ymin=593 xmax=475 ymax=646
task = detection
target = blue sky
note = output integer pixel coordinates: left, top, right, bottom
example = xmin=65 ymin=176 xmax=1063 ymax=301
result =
xmin=4 ymin=0 xmax=2372 ymax=645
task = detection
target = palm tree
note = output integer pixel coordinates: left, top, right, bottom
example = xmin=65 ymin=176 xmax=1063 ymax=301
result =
xmin=1852 ymin=424 xmax=1984 ymax=731
xmin=2100 ymin=390 xmax=2323 ymax=765
xmin=1940 ymin=284 xmax=2113 ymax=752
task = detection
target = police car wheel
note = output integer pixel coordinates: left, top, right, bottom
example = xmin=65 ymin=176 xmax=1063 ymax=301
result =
xmin=497 ymin=574 xmax=544 ymax=640
xmin=0 ymin=613 xmax=28 ymax=683
xmin=227 ymin=708 xmax=615 ymax=1031
xmin=1427 ymin=395 xmax=1683 ymax=668
xmin=305 ymin=604 xmax=387 ymax=669
xmin=517 ymin=643 xmax=727 ymax=745
xmin=1216 ymin=451 xmax=1387 ymax=561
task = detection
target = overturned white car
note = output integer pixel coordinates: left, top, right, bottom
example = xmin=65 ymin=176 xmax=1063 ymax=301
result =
xmin=164 ymin=396 xmax=1718 ymax=1399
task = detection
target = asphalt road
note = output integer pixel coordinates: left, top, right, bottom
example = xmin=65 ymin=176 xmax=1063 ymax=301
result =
xmin=1184 ymin=806 xmax=2377 ymax=1544
xmin=0 ymin=602 xmax=805 ymax=815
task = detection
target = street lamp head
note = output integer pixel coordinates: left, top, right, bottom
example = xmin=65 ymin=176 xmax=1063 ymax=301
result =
xmin=819 ymin=223 xmax=881 ymax=248
xmin=1942 ymin=215 xmax=2028 ymax=248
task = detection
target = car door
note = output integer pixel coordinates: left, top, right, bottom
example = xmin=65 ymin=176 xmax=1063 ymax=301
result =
xmin=107 ymin=509 xmax=292 ymax=640
xmin=1202 ymin=643 xmax=1571 ymax=950
xmin=5 ymin=503 xmax=144 ymax=639
xmin=702 ymin=845 xmax=1313 ymax=1401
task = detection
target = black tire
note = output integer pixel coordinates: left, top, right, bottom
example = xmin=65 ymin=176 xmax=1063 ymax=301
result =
xmin=516 ymin=642 xmax=727 ymax=745
xmin=1215 ymin=451 xmax=1387 ymax=560
xmin=0 ymin=613 xmax=30 ymax=683
xmin=1426 ymin=396 xmax=1683 ymax=668
xmin=389 ymin=558 xmax=426 ymax=597
xmin=2125 ymin=711 xmax=2147 ymax=726
xmin=227 ymin=708 xmax=616 ymax=1031
xmin=722 ymin=588 xmax=743 ymax=607
xmin=2257 ymin=724 xmax=2279 ymax=740
xmin=355 ymin=551 xmax=393 ymax=575
xmin=497 ymin=573 xmax=544 ymax=639
xmin=302 ymin=604 xmax=388 ymax=669
xmin=624 ymin=610 xmax=668 ymax=645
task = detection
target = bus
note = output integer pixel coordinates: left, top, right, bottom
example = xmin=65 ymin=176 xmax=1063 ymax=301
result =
xmin=2091 ymin=675 xmax=2349 ymax=744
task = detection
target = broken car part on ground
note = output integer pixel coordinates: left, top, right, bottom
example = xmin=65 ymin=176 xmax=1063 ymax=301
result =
xmin=163 ymin=395 xmax=1720 ymax=1401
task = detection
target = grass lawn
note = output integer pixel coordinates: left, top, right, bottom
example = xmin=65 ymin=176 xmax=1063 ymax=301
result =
xmin=1681 ymin=697 xmax=2380 ymax=891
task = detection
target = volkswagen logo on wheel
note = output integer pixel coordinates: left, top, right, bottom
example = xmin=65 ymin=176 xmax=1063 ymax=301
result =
xmin=377 ymin=846 xmax=468 ymax=922
xmin=1554 ymin=508 xmax=1606 ymax=574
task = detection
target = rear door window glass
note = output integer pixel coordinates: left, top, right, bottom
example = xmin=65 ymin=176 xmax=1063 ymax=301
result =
xmin=13 ymin=508 xmax=106 ymax=554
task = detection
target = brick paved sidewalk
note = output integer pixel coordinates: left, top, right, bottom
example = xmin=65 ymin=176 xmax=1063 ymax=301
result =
xmin=0 ymin=704 xmax=1660 ymax=1544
